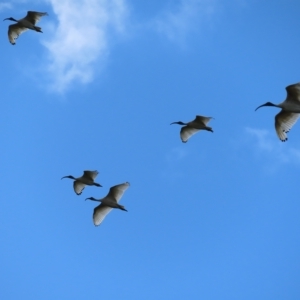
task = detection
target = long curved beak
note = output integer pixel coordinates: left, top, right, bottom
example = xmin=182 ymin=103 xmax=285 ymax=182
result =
xmin=85 ymin=197 xmax=100 ymax=202
xmin=61 ymin=176 xmax=68 ymax=180
xmin=170 ymin=121 xmax=185 ymax=125
xmin=255 ymin=104 xmax=265 ymax=111
xmin=3 ymin=18 xmax=9 ymax=21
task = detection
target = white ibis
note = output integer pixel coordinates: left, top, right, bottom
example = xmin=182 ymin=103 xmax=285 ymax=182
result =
xmin=255 ymin=82 xmax=300 ymax=141
xmin=61 ymin=170 xmax=102 ymax=195
xmin=171 ymin=115 xmax=214 ymax=143
xmin=86 ymin=182 xmax=130 ymax=226
xmin=4 ymin=11 xmax=48 ymax=45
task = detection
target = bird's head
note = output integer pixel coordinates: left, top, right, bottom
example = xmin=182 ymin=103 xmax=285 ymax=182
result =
xmin=85 ymin=197 xmax=101 ymax=202
xmin=61 ymin=175 xmax=75 ymax=180
xmin=170 ymin=121 xmax=185 ymax=125
xmin=3 ymin=17 xmax=16 ymax=22
xmin=255 ymin=102 xmax=276 ymax=111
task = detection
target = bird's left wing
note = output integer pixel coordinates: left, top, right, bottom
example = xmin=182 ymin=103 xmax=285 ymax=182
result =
xmin=8 ymin=24 xmax=28 ymax=45
xmin=93 ymin=204 xmax=113 ymax=226
xmin=275 ymin=111 xmax=300 ymax=141
xmin=180 ymin=126 xmax=200 ymax=143
xmin=25 ymin=11 xmax=48 ymax=25
xmin=73 ymin=181 xmax=86 ymax=195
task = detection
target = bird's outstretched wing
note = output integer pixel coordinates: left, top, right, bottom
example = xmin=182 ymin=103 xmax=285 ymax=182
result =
xmin=286 ymin=83 xmax=300 ymax=103
xmin=83 ymin=170 xmax=98 ymax=181
xmin=180 ymin=126 xmax=200 ymax=143
xmin=8 ymin=24 xmax=28 ymax=45
xmin=93 ymin=204 xmax=113 ymax=226
xmin=195 ymin=115 xmax=213 ymax=125
xmin=275 ymin=111 xmax=300 ymax=141
xmin=73 ymin=181 xmax=86 ymax=195
xmin=25 ymin=11 xmax=48 ymax=25
xmin=107 ymin=182 xmax=130 ymax=202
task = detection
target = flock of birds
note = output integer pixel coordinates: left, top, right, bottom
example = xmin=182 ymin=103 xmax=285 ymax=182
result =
xmin=5 ymin=10 xmax=300 ymax=225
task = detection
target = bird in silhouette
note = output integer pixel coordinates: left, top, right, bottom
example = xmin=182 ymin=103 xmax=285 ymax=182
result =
xmin=86 ymin=182 xmax=130 ymax=226
xmin=171 ymin=115 xmax=214 ymax=142
xmin=61 ymin=170 xmax=102 ymax=195
xmin=4 ymin=11 xmax=48 ymax=45
xmin=255 ymin=82 xmax=300 ymax=141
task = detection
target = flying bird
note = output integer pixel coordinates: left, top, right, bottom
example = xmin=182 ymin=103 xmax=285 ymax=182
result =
xmin=61 ymin=170 xmax=102 ymax=195
xmin=4 ymin=11 xmax=48 ymax=45
xmin=170 ymin=115 xmax=214 ymax=143
xmin=86 ymin=182 xmax=130 ymax=226
xmin=255 ymin=82 xmax=300 ymax=142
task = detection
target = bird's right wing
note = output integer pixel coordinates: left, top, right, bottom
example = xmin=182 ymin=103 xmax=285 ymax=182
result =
xmin=275 ymin=111 xmax=300 ymax=141
xmin=195 ymin=115 xmax=213 ymax=125
xmin=180 ymin=126 xmax=200 ymax=143
xmin=83 ymin=170 xmax=98 ymax=181
xmin=8 ymin=24 xmax=28 ymax=45
xmin=286 ymin=83 xmax=300 ymax=102
xmin=93 ymin=204 xmax=113 ymax=226
xmin=73 ymin=181 xmax=86 ymax=195
xmin=108 ymin=182 xmax=130 ymax=202
xmin=25 ymin=11 xmax=48 ymax=25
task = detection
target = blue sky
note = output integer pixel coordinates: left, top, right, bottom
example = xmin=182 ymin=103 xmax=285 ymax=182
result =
xmin=1 ymin=0 xmax=300 ymax=299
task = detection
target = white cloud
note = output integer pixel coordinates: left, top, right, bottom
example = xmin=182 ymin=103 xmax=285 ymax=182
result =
xmin=154 ymin=0 xmax=217 ymax=44
xmin=43 ymin=0 xmax=128 ymax=93
xmin=246 ymin=128 xmax=274 ymax=152
xmin=245 ymin=127 xmax=300 ymax=166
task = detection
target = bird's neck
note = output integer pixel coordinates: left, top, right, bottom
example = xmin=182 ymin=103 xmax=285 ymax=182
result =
xmin=174 ymin=121 xmax=186 ymax=125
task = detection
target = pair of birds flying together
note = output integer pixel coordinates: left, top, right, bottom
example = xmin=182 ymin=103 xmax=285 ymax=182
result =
xmin=172 ymin=83 xmax=300 ymax=143
xmin=61 ymin=170 xmax=130 ymax=226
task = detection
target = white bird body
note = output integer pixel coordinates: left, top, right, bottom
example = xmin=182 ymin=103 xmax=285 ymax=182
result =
xmin=255 ymin=83 xmax=300 ymax=141
xmin=4 ymin=11 xmax=48 ymax=45
xmin=61 ymin=170 xmax=102 ymax=195
xmin=86 ymin=182 xmax=130 ymax=226
xmin=171 ymin=115 xmax=214 ymax=143
xmin=275 ymin=101 xmax=300 ymax=113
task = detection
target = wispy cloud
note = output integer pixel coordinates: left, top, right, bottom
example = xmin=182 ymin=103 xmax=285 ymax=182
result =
xmin=166 ymin=146 xmax=188 ymax=163
xmin=245 ymin=127 xmax=300 ymax=167
xmin=43 ymin=0 xmax=128 ymax=93
xmin=154 ymin=0 xmax=217 ymax=45
xmin=0 ymin=3 xmax=12 ymax=11
xmin=161 ymin=146 xmax=189 ymax=180
xmin=246 ymin=128 xmax=275 ymax=152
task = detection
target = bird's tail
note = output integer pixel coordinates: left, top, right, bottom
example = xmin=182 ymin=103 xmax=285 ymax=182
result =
xmin=118 ymin=205 xmax=127 ymax=212
xmin=34 ymin=26 xmax=43 ymax=33
xmin=205 ymin=126 xmax=213 ymax=133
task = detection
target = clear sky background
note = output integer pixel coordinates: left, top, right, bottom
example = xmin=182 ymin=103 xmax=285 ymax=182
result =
xmin=1 ymin=0 xmax=300 ymax=299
